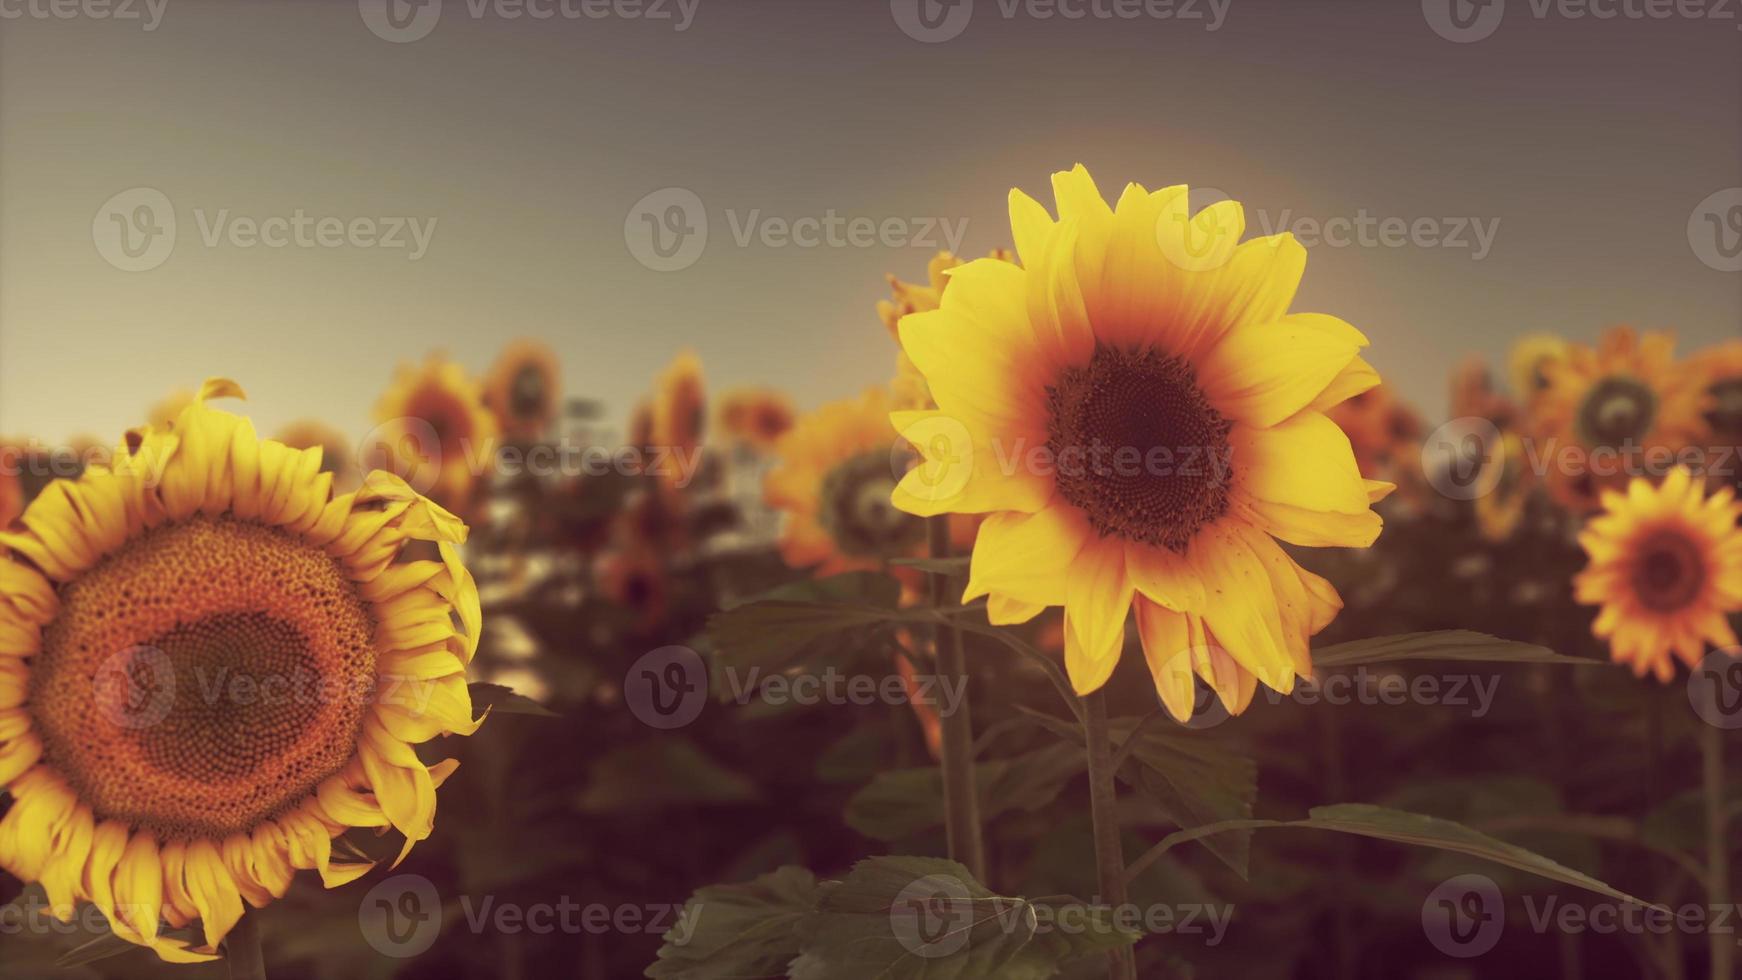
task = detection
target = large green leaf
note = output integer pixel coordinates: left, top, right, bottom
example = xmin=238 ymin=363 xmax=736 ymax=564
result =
xmin=793 ymin=856 xmax=1137 ymax=980
xmin=1017 ymin=708 xmax=1257 ymax=878
xmin=1313 ymin=630 xmax=1597 ymax=668
xmin=645 ymin=866 xmax=819 ymax=979
xmin=704 ymin=572 xmax=905 ymax=693
xmin=844 ymin=742 xmax=1085 ymax=841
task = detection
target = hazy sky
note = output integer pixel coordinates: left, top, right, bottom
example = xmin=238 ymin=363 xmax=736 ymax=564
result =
xmin=2 ymin=0 xmax=1738 ymax=446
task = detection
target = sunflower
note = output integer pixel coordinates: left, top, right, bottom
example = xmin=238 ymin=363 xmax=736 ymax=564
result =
xmin=650 ymin=350 xmax=706 ymax=493
xmin=880 ymin=250 xmax=1017 ymax=411
xmin=0 ymin=380 xmax=483 ymax=963
xmin=0 ymin=440 xmax=24 ymax=529
xmin=889 ymin=166 xmax=1387 ymax=723
xmin=1508 ymin=334 xmax=1570 ymax=414
xmin=766 ymin=387 xmax=927 ymax=577
xmin=276 ymin=420 xmax=358 ymax=492
xmin=1474 ymin=430 xmax=1534 ymax=543
xmin=483 ymin=340 xmax=562 ymax=441
xmin=146 ymin=389 xmax=195 ymax=430
xmin=1326 ymin=382 xmax=1421 ymax=483
xmin=1690 ymin=339 xmax=1742 ymax=456
xmin=371 ymin=355 xmax=499 ymax=518
xmin=594 ymin=544 xmax=669 ymax=635
xmin=1574 ymin=467 xmax=1742 ymax=681
xmin=1536 ymin=327 xmax=1707 ymax=513
xmin=1451 ymin=356 xmax=1516 ymax=429
xmin=716 ymin=387 xmax=795 ymax=453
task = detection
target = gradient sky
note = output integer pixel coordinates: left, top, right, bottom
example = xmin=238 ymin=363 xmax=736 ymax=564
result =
xmin=2 ymin=0 xmax=1738 ymax=446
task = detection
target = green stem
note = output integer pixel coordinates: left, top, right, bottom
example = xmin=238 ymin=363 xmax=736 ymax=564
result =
xmin=1704 ymin=723 xmax=1732 ymax=980
xmin=1082 ymin=689 xmax=1136 ymax=980
xmin=225 ymin=910 xmax=266 ymax=980
xmin=928 ymin=518 xmax=985 ymax=882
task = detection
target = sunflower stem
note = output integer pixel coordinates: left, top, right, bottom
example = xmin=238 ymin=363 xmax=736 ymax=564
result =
xmin=225 ymin=910 xmax=266 ymax=980
xmin=928 ymin=517 xmax=986 ymax=882
xmin=1702 ymin=722 xmax=1732 ymax=980
xmin=1082 ymin=688 xmax=1136 ymax=980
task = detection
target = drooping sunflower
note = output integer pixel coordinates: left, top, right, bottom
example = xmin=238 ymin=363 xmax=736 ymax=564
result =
xmin=372 ymin=354 xmax=499 ymax=518
xmin=276 ymin=420 xmax=358 ymax=492
xmin=889 ymin=166 xmax=1388 ymax=722
xmin=483 ymin=340 xmax=562 ymax=441
xmin=1574 ymin=466 xmax=1742 ymax=682
xmin=1536 ymin=327 xmax=1707 ymax=513
xmin=716 ymin=387 xmax=795 ymax=453
xmin=766 ymin=387 xmax=927 ymax=577
xmin=650 ymin=350 xmax=706 ymax=493
xmin=0 ymin=380 xmax=483 ymax=962
xmin=879 ymin=250 xmax=1017 ymax=411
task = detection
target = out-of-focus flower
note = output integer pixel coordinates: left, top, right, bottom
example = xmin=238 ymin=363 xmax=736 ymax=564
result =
xmin=1327 ymin=383 xmax=1422 ymax=482
xmin=595 ymin=544 xmax=670 ymax=635
xmin=0 ymin=438 xmax=23 ymax=528
xmin=890 ymin=165 xmax=1387 ymax=723
xmin=484 ymin=339 xmax=562 ymax=440
xmin=1474 ymin=430 xmax=1534 ymax=542
xmin=1536 ymin=327 xmax=1706 ymax=514
xmin=716 ymin=387 xmax=795 ymax=453
xmin=1690 ymin=339 xmax=1742 ymax=456
xmin=894 ymin=652 xmax=943 ymax=760
xmin=372 ymin=354 xmax=499 ymax=517
xmin=1451 ymin=356 xmax=1516 ymax=428
xmin=766 ymin=387 xmax=926 ymax=576
xmin=0 ymin=380 xmax=483 ymax=962
xmin=276 ymin=419 xmax=358 ymax=491
xmin=650 ymin=350 xmax=706 ymax=493
xmin=880 ymin=250 xmax=1017 ymax=411
xmin=1574 ymin=466 xmax=1742 ymax=682
xmin=1508 ymin=334 xmax=1570 ymax=416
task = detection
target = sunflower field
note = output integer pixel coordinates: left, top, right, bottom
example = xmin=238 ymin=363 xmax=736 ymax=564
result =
xmin=2 ymin=5 xmax=1741 ymax=978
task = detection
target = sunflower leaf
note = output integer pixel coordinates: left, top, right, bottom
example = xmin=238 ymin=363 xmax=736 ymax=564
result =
xmin=843 ymin=741 xmax=1085 ymax=841
xmin=468 ymin=682 xmax=559 ymax=717
xmin=704 ymin=572 xmax=904 ymax=691
xmin=793 ymin=856 xmax=1138 ymax=980
xmin=645 ymin=866 xmax=819 ymax=979
xmin=1312 ymin=630 xmax=1598 ymax=668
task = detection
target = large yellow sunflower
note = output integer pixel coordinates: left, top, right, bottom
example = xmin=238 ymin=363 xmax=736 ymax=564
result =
xmin=483 ymin=340 xmax=562 ymax=441
xmin=1536 ymin=327 xmax=1707 ymax=513
xmin=372 ymin=355 xmax=499 ymax=518
xmin=1574 ymin=466 xmax=1742 ymax=682
xmin=889 ymin=166 xmax=1387 ymax=723
xmin=766 ymin=387 xmax=927 ymax=577
xmin=0 ymin=380 xmax=483 ymax=962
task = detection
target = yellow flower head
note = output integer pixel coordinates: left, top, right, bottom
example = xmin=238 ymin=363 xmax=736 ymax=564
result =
xmin=0 ymin=439 xmax=24 ymax=529
xmin=880 ymin=250 xmax=1018 ymax=411
xmin=275 ymin=420 xmax=358 ymax=492
xmin=890 ymin=165 xmax=1387 ymax=723
xmin=716 ymin=387 xmax=796 ymax=453
xmin=1474 ymin=429 xmax=1535 ymax=543
xmin=1575 ymin=467 xmax=1742 ymax=682
xmin=650 ymin=350 xmax=706 ymax=490
xmin=766 ymin=387 xmax=927 ymax=577
xmin=1536 ymin=327 xmax=1707 ymax=514
xmin=1690 ymin=338 xmax=1742 ymax=450
xmin=372 ymin=354 xmax=499 ymax=518
xmin=1507 ymin=334 xmax=1571 ymax=410
xmin=484 ymin=339 xmax=562 ymax=440
xmin=0 ymin=380 xmax=483 ymax=962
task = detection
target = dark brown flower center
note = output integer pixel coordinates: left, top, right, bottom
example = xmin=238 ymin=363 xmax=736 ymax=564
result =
xmin=1046 ymin=345 xmax=1233 ymax=552
xmin=1576 ymin=375 xmax=1657 ymax=452
xmin=819 ymin=450 xmax=926 ymax=560
xmin=1629 ymin=529 xmax=1706 ymax=613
